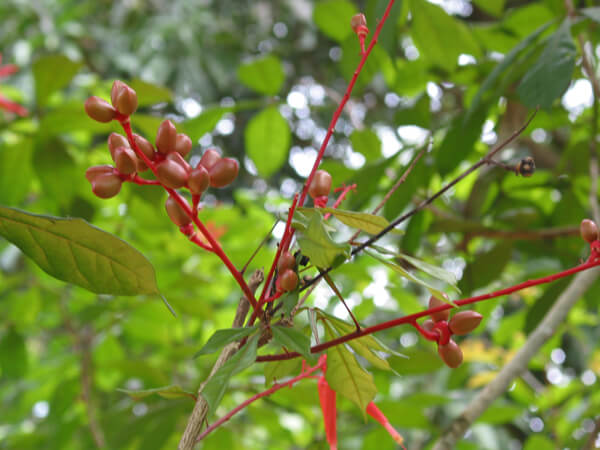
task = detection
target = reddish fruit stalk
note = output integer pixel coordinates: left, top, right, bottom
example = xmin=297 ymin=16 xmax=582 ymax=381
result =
xmin=317 ymin=376 xmax=337 ymax=450
xmin=366 ymin=403 xmax=405 ymax=447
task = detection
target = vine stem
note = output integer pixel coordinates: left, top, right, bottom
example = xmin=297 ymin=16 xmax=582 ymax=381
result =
xmin=119 ymin=120 xmax=258 ymax=310
xmin=196 ymin=355 xmax=326 ymax=442
xmin=256 ymin=249 xmax=600 ymax=362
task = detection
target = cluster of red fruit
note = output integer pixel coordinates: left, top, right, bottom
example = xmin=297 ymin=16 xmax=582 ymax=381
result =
xmin=423 ymin=295 xmax=483 ymax=368
xmin=275 ymin=251 xmax=299 ymax=292
xmin=84 ymin=81 xmax=239 ymax=228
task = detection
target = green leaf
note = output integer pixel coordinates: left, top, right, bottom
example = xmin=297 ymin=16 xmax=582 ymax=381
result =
xmin=32 ymin=54 xmax=82 ymax=107
xmin=0 ymin=138 xmax=33 ymax=205
xmin=477 ymin=404 xmax=523 ymax=424
xmin=202 ymin=334 xmax=259 ymax=413
xmin=315 ymin=208 xmax=402 ymax=236
xmin=129 ymin=79 xmax=172 ymax=106
xmin=194 ymin=327 xmax=258 ymax=358
xmin=118 ymin=385 xmax=195 ymax=401
xmin=313 ymin=0 xmax=357 ymax=42
xmin=324 ymin=322 xmax=377 ymax=417
xmin=296 ymin=211 xmax=351 ymax=268
xmin=271 ymin=325 xmax=314 ymax=362
xmin=517 ymin=20 xmax=576 ymax=109
xmin=472 ymin=0 xmax=505 ymax=16
xmin=410 ymin=0 xmax=481 ymax=72
xmin=264 ymin=358 xmax=302 ymax=386
xmin=459 ymin=243 xmax=513 ymax=293
xmin=349 ymin=129 xmax=381 ymax=161
xmin=181 ymin=107 xmax=233 ymax=142
xmin=0 ymin=206 xmax=162 ymax=297
xmin=395 ymin=251 xmax=459 ymax=292
xmin=245 ymin=106 xmax=291 ymax=178
xmin=366 ymin=250 xmax=448 ymax=300
xmin=582 ymin=7 xmax=600 ymax=23
xmin=389 ymin=349 xmax=443 ymax=375
xmin=523 ymin=435 xmax=556 ymax=450
xmin=238 ymin=55 xmax=285 ymax=95
xmin=33 ymin=137 xmax=80 ymax=206
xmin=0 ymin=327 xmax=28 ymax=379
xmin=280 ymin=291 xmax=299 ymax=318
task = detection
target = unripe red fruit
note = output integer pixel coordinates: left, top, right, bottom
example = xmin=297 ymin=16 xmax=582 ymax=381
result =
xmin=166 ymin=152 xmax=191 ymax=173
xmin=108 ymin=133 xmax=130 ymax=160
xmin=199 ymin=148 xmax=221 ymax=170
xmin=165 ymin=196 xmax=192 ymax=227
xmin=135 ymin=158 xmax=149 ymax=173
xmin=86 ymin=165 xmax=115 ymax=182
xmin=449 ymin=311 xmax=483 ymax=336
xmin=438 ymin=339 xmax=463 ymax=368
xmin=279 ymin=269 xmax=299 ymax=292
xmin=188 ymin=166 xmax=210 ymax=195
xmin=351 ymin=13 xmax=367 ymax=33
xmin=114 ymin=85 xmax=138 ymax=116
xmin=155 ymin=119 xmax=177 ymax=154
xmin=175 ymin=133 xmax=192 ymax=157
xmin=133 ymin=134 xmax=155 ymax=160
xmin=209 ymin=157 xmax=239 ymax=188
xmin=278 ymin=251 xmax=296 ymax=272
xmin=422 ymin=319 xmax=435 ymax=332
xmin=428 ymin=294 xmax=450 ymax=323
xmin=156 ymin=159 xmax=189 ymax=189
xmin=580 ymin=219 xmax=598 ymax=243
xmin=91 ymin=174 xmax=122 ymax=199
xmin=111 ymin=80 xmax=126 ymax=106
xmin=114 ymin=146 xmax=138 ymax=175
xmin=308 ymin=170 xmax=332 ymax=199
xmin=84 ymin=96 xmax=116 ymax=123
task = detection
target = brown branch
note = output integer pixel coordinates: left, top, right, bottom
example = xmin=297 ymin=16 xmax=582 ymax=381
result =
xmin=178 ymin=269 xmax=264 ymax=450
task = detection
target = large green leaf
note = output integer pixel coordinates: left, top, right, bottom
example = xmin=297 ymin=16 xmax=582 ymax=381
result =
xmin=237 ymin=55 xmax=285 ymax=95
xmin=32 ymin=54 xmax=82 ymax=107
xmin=472 ymin=0 xmax=505 ymax=16
xmin=296 ymin=211 xmax=351 ymax=268
xmin=129 ymin=79 xmax=172 ymax=106
xmin=245 ymin=106 xmax=291 ymax=178
xmin=194 ymin=327 xmax=258 ymax=358
xmin=271 ymin=325 xmax=314 ymax=362
xmin=315 ymin=208 xmax=401 ymax=236
xmin=349 ymin=128 xmax=381 ymax=161
xmin=0 ymin=206 xmax=162 ymax=297
xmin=0 ymin=138 xmax=33 ymax=205
xmin=202 ymin=334 xmax=259 ymax=413
xmin=118 ymin=385 xmax=195 ymax=401
xmin=181 ymin=107 xmax=233 ymax=142
xmin=264 ymin=358 xmax=302 ymax=386
xmin=313 ymin=0 xmax=357 ymax=42
xmin=517 ymin=20 xmax=576 ymax=109
xmin=324 ymin=322 xmax=377 ymax=417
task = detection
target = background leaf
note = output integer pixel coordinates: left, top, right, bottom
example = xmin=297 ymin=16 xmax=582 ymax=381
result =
xmin=238 ymin=55 xmax=285 ymax=95
xmin=245 ymin=106 xmax=291 ymax=178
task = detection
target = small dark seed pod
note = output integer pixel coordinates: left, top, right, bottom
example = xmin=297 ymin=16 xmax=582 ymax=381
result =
xmin=516 ymin=156 xmax=535 ymax=177
xmin=438 ymin=339 xmax=463 ymax=368
xmin=580 ymin=219 xmax=599 ymax=243
xmin=428 ymin=294 xmax=450 ymax=323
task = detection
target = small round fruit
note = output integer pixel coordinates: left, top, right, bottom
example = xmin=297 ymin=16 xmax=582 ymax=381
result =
xmin=175 ymin=133 xmax=192 ymax=157
xmin=308 ymin=170 xmax=332 ymax=199
xmin=188 ymin=166 xmax=210 ymax=195
xmin=86 ymin=165 xmax=114 ymax=183
xmin=156 ymin=159 xmax=188 ymax=189
xmin=278 ymin=251 xmax=296 ymax=272
xmin=91 ymin=174 xmax=122 ymax=199
xmin=84 ymin=96 xmax=116 ymax=123
xmin=108 ymin=133 xmax=130 ymax=160
xmin=133 ymin=134 xmax=155 ymax=160
xmin=351 ymin=13 xmax=367 ymax=33
xmin=111 ymin=80 xmax=126 ymax=106
xmin=279 ymin=269 xmax=299 ymax=292
xmin=165 ymin=196 xmax=192 ymax=227
xmin=114 ymin=146 xmax=138 ymax=175
xmin=155 ymin=119 xmax=178 ymax=154
xmin=422 ymin=319 xmax=435 ymax=332
xmin=114 ymin=85 xmax=138 ymax=116
xmin=166 ymin=152 xmax=191 ymax=173
xmin=438 ymin=340 xmax=463 ymax=368
xmin=428 ymin=294 xmax=450 ymax=323
xmin=199 ymin=148 xmax=221 ymax=170
xmin=209 ymin=157 xmax=239 ymax=188
xmin=580 ymin=219 xmax=599 ymax=243
xmin=448 ymin=311 xmax=483 ymax=336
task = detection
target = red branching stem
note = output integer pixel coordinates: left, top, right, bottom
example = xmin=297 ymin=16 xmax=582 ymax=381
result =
xmin=119 ymin=120 xmax=258 ymax=310
xmin=324 ymin=184 xmax=357 ymax=220
xmin=196 ymin=356 xmax=327 ymax=442
xmin=127 ymin=175 xmax=161 ymax=185
xmin=411 ymin=320 xmax=439 ymax=342
xmin=255 ymin=250 xmax=600 ymax=362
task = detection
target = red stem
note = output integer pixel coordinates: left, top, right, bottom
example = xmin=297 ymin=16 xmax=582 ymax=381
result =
xmin=196 ymin=356 xmax=326 ymax=442
xmin=120 ymin=120 xmax=258 ymax=310
xmin=256 ymin=253 xmax=600 ymax=362
xmin=323 ymin=184 xmax=357 ymax=220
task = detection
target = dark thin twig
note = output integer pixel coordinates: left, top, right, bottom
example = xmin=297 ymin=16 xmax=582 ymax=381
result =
xmin=241 ymin=220 xmax=280 ymax=275
xmin=322 ymin=272 xmax=361 ymax=331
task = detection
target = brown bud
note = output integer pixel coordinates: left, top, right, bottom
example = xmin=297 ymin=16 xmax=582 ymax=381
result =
xmin=438 ymin=340 xmax=463 ymax=368
xmin=84 ymin=96 xmax=116 ymax=123
xmin=165 ymin=196 xmax=192 ymax=227
xmin=108 ymin=133 xmax=130 ymax=160
xmin=422 ymin=319 xmax=435 ymax=332
xmin=114 ymin=85 xmax=138 ymax=116
xmin=166 ymin=152 xmax=191 ymax=173
xmin=156 ymin=159 xmax=188 ymax=189
xmin=449 ymin=311 xmax=483 ymax=336
xmin=351 ymin=13 xmax=367 ymax=33
xmin=278 ymin=269 xmax=299 ymax=292
xmin=175 ymin=133 xmax=192 ymax=157
xmin=155 ymin=119 xmax=177 ymax=154
xmin=308 ymin=170 xmax=332 ymax=199
xmin=209 ymin=157 xmax=239 ymax=188
xmin=86 ymin=165 xmax=115 ymax=183
xmin=91 ymin=174 xmax=122 ymax=199
xmin=580 ymin=219 xmax=599 ymax=243
xmin=188 ymin=166 xmax=210 ymax=195
xmin=516 ymin=156 xmax=535 ymax=177
xmin=113 ymin=146 xmax=138 ymax=175
xmin=199 ymin=148 xmax=221 ymax=170
xmin=278 ymin=251 xmax=296 ymax=272
xmin=428 ymin=294 xmax=450 ymax=323
xmin=133 ymin=134 xmax=155 ymax=160
xmin=111 ymin=80 xmax=126 ymax=106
